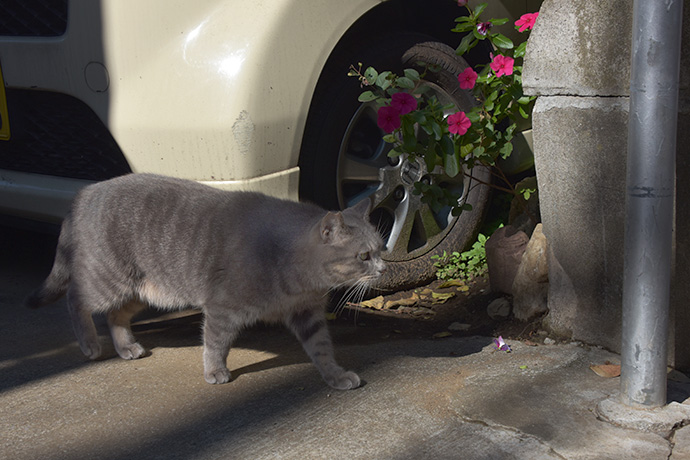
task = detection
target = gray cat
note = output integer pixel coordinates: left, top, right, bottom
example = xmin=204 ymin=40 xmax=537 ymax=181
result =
xmin=26 ymin=173 xmax=385 ymax=390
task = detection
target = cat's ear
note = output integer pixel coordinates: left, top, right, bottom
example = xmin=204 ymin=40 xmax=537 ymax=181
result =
xmin=345 ymin=199 xmax=371 ymax=220
xmin=320 ymin=211 xmax=346 ymax=243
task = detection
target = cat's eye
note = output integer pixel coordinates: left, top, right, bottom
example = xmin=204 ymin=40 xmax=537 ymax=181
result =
xmin=358 ymin=252 xmax=371 ymax=261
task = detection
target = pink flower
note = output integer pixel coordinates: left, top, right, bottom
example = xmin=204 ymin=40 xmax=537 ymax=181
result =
xmin=458 ymin=67 xmax=478 ymax=90
xmin=515 ymin=12 xmax=539 ymax=32
xmin=490 ymin=55 xmax=514 ymax=77
xmin=457 ymin=0 xmax=468 ymax=6
xmin=390 ymin=92 xmax=417 ymax=115
xmin=447 ymin=111 xmax=471 ymax=136
xmin=377 ymin=105 xmax=401 ymax=133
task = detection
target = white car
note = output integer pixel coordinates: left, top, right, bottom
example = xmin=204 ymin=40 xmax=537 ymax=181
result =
xmin=0 ymin=0 xmax=538 ymax=290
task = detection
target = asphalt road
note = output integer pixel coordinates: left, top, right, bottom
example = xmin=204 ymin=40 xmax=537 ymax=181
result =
xmin=1 ymin=224 xmax=686 ymax=460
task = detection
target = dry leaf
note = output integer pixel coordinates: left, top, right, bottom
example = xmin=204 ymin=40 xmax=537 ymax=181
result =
xmin=438 ymin=279 xmax=466 ymax=289
xmin=433 ymin=331 xmax=453 ymax=339
xmin=384 ymin=295 xmax=418 ymax=309
xmin=359 ymin=296 xmax=385 ymax=310
xmin=430 ymin=292 xmax=455 ymax=304
xmin=590 ymin=364 xmax=621 ymax=378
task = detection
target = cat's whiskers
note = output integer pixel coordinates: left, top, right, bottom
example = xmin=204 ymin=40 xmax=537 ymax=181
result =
xmin=331 ymin=275 xmax=378 ymax=325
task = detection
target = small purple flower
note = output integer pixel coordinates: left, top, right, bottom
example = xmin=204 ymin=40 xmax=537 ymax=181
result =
xmin=493 ymin=336 xmax=511 ymax=352
xmin=476 ymin=21 xmax=492 ymax=36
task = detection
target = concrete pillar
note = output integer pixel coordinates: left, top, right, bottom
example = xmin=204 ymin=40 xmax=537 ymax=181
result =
xmin=523 ymin=0 xmax=690 ymax=368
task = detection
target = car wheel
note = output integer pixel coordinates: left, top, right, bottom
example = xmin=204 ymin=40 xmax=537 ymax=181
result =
xmin=300 ymin=38 xmax=490 ymax=291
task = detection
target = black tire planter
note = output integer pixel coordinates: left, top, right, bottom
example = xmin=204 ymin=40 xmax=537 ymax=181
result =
xmin=300 ymin=38 xmax=490 ymax=291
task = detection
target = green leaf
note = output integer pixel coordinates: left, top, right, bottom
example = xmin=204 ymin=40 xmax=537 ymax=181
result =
xmin=489 ymin=18 xmax=509 ymax=26
xmin=460 ymin=142 xmax=474 ymax=158
xmin=441 ymin=137 xmax=460 ymax=178
xmin=397 ymin=77 xmax=415 ymax=89
xmin=431 ymin=121 xmax=442 ymax=141
xmin=452 ymin=203 xmax=473 ymax=216
xmin=519 ymin=105 xmax=529 ymax=118
xmin=364 ymin=67 xmax=378 ymax=84
xmin=402 ymin=118 xmax=417 ymax=150
xmin=412 ymin=84 xmax=431 ymax=95
xmin=357 ymin=91 xmax=378 ymax=102
xmin=388 ymin=149 xmax=402 ymax=157
xmin=499 ymin=141 xmax=513 ymax=159
xmin=466 ymin=109 xmax=481 ymax=123
xmin=514 ymin=42 xmax=527 ymax=59
xmin=410 ymin=111 xmax=427 ymax=124
xmin=403 ymin=68 xmax=420 ymax=81
xmin=491 ymin=33 xmax=514 ymax=50
xmin=474 ymin=3 xmax=488 ymax=17
xmin=425 ymin=147 xmax=439 ymax=172
xmin=382 ymin=134 xmax=397 ymax=144
xmin=376 ymin=71 xmax=392 ymax=90
xmin=455 ymin=33 xmax=475 ymax=56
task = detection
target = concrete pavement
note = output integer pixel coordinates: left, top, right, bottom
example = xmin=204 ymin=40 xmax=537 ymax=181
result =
xmin=2 ymin=226 xmax=690 ymax=460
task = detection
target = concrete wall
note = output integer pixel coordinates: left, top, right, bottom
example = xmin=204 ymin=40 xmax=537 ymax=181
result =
xmin=523 ymin=0 xmax=690 ymax=367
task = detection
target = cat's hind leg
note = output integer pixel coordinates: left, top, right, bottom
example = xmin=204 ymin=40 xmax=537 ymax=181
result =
xmin=287 ymin=309 xmax=361 ymax=390
xmin=66 ymin=287 xmax=102 ymax=360
xmin=107 ymin=300 xmax=147 ymax=360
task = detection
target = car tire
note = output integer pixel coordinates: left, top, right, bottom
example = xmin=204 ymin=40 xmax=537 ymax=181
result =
xmin=300 ymin=38 xmax=490 ymax=291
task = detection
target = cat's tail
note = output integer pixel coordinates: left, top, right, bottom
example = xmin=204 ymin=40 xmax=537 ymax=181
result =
xmin=25 ymin=215 xmax=73 ymax=309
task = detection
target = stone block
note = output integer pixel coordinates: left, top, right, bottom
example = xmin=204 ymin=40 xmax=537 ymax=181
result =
xmin=523 ymin=0 xmax=632 ymax=97
xmin=522 ymin=0 xmax=690 ymax=368
xmin=532 ymin=96 xmax=628 ymax=351
xmin=512 ymin=224 xmax=549 ymax=321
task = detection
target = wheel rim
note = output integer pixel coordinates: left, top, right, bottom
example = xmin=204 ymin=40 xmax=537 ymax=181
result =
xmin=336 ymin=81 xmax=471 ymax=262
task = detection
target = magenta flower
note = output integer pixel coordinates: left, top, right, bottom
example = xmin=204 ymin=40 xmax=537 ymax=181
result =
xmin=447 ymin=111 xmax=471 ymax=136
xmin=476 ymin=22 xmax=492 ymax=36
xmin=490 ymin=55 xmax=514 ymax=77
xmin=377 ymin=105 xmax=401 ymax=133
xmin=458 ymin=67 xmax=478 ymax=90
xmin=457 ymin=0 xmax=468 ymax=6
xmin=390 ymin=92 xmax=418 ymax=115
xmin=515 ymin=12 xmax=539 ymax=32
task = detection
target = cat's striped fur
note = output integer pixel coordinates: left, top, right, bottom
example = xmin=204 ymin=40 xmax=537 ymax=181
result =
xmin=26 ymin=174 xmax=385 ymax=389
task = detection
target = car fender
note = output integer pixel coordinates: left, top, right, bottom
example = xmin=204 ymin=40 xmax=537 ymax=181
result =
xmin=1 ymin=0 xmax=381 ymax=197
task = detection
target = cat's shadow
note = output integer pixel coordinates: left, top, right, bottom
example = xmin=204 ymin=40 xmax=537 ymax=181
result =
xmin=127 ymin=309 xmax=315 ymax=375
xmin=124 ymin=306 xmax=469 ymax=382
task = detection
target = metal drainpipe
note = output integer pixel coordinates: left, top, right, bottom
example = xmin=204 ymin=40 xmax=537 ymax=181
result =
xmin=620 ymin=0 xmax=683 ymax=408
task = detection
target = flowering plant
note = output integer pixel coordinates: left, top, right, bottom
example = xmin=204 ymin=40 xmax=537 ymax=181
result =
xmin=348 ymin=3 xmax=539 ymax=216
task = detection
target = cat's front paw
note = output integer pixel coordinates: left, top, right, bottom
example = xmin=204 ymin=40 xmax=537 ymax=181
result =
xmin=116 ymin=342 xmax=146 ymax=360
xmin=204 ymin=367 xmax=232 ymax=385
xmin=325 ymin=370 xmax=361 ymax=390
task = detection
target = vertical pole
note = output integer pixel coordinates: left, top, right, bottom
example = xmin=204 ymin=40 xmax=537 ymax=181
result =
xmin=621 ymin=0 xmax=683 ymax=407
